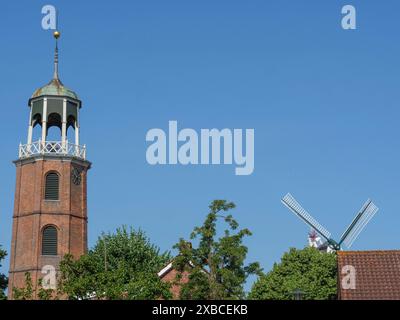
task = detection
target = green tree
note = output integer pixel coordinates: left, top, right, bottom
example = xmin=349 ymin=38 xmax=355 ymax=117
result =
xmin=12 ymin=272 xmax=58 ymax=300
xmin=249 ymin=247 xmax=337 ymax=300
xmin=0 ymin=246 xmax=8 ymax=300
xmin=12 ymin=272 xmax=33 ymax=300
xmin=173 ymin=200 xmax=261 ymax=300
xmin=59 ymin=226 xmax=172 ymax=300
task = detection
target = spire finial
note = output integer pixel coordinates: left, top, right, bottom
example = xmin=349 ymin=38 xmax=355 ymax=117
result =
xmin=53 ymin=31 xmax=60 ymax=80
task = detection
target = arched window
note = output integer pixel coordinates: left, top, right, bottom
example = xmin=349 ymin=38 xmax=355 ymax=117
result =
xmin=45 ymin=172 xmax=59 ymax=200
xmin=42 ymin=226 xmax=58 ymax=256
xmin=32 ymin=113 xmax=42 ymax=142
xmin=67 ymin=115 xmax=76 ymax=143
xmin=46 ymin=113 xmax=62 ymax=141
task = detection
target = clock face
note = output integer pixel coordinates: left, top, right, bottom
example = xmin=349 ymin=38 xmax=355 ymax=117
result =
xmin=71 ymin=167 xmax=82 ymax=186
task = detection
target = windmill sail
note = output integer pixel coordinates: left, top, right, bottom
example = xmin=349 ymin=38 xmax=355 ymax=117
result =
xmin=339 ymin=200 xmax=378 ymax=248
xmin=281 ymin=193 xmax=332 ymax=241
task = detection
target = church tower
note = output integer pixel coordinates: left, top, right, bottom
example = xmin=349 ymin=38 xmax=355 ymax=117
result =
xmin=8 ymin=32 xmax=91 ymax=299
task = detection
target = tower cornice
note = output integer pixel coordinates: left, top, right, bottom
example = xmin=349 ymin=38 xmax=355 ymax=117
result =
xmin=28 ymin=94 xmax=82 ymax=108
xmin=13 ymin=154 xmax=91 ymax=169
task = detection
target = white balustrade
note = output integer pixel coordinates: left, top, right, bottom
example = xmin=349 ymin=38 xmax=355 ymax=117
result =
xmin=18 ymin=140 xmax=86 ymax=160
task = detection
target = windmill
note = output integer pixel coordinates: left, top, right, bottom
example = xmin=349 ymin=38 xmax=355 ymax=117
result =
xmin=281 ymin=193 xmax=378 ymax=251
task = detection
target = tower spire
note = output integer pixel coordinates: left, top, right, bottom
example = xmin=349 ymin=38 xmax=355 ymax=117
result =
xmin=53 ymin=31 xmax=60 ymax=80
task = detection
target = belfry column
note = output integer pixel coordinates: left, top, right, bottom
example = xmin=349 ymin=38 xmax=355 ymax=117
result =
xmin=42 ymin=98 xmax=47 ymax=142
xmin=27 ymin=103 xmax=33 ymax=145
xmin=62 ymin=98 xmax=67 ymax=148
xmin=75 ymin=108 xmax=80 ymax=146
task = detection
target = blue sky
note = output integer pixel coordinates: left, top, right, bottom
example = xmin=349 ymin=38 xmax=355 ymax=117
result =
xmin=1 ymin=0 xmax=400 ymax=291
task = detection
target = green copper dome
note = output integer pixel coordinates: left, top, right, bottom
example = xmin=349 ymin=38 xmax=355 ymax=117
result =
xmin=31 ymin=78 xmax=79 ymax=100
xmin=31 ymin=79 xmax=79 ymax=100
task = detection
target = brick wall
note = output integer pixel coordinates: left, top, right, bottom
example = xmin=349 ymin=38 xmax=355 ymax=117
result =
xmin=8 ymin=155 xmax=90 ymax=299
xmin=160 ymin=267 xmax=190 ymax=299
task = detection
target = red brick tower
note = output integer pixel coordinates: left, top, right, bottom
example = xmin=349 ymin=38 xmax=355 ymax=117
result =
xmin=8 ymin=32 xmax=91 ymax=299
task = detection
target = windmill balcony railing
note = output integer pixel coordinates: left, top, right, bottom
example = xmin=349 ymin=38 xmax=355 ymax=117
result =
xmin=19 ymin=140 xmax=86 ymax=160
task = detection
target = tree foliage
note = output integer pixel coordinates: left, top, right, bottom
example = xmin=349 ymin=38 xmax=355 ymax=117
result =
xmin=173 ymin=200 xmax=261 ymax=300
xmin=0 ymin=247 xmax=8 ymax=300
xmin=249 ymin=247 xmax=337 ymax=300
xmin=12 ymin=272 xmax=58 ymax=300
xmin=59 ymin=226 xmax=171 ymax=300
xmin=12 ymin=272 xmax=34 ymax=300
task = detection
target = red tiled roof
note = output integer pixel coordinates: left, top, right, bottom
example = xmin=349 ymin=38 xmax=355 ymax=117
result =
xmin=337 ymin=250 xmax=400 ymax=300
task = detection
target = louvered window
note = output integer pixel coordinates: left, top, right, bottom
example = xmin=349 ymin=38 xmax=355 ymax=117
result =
xmin=45 ymin=172 xmax=59 ymax=200
xmin=42 ymin=226 xmax=58 ymax=256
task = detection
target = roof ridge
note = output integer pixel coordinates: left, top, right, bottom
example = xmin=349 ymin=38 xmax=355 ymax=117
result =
xmin=338 ymin=249 xmax=400 ymax=255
